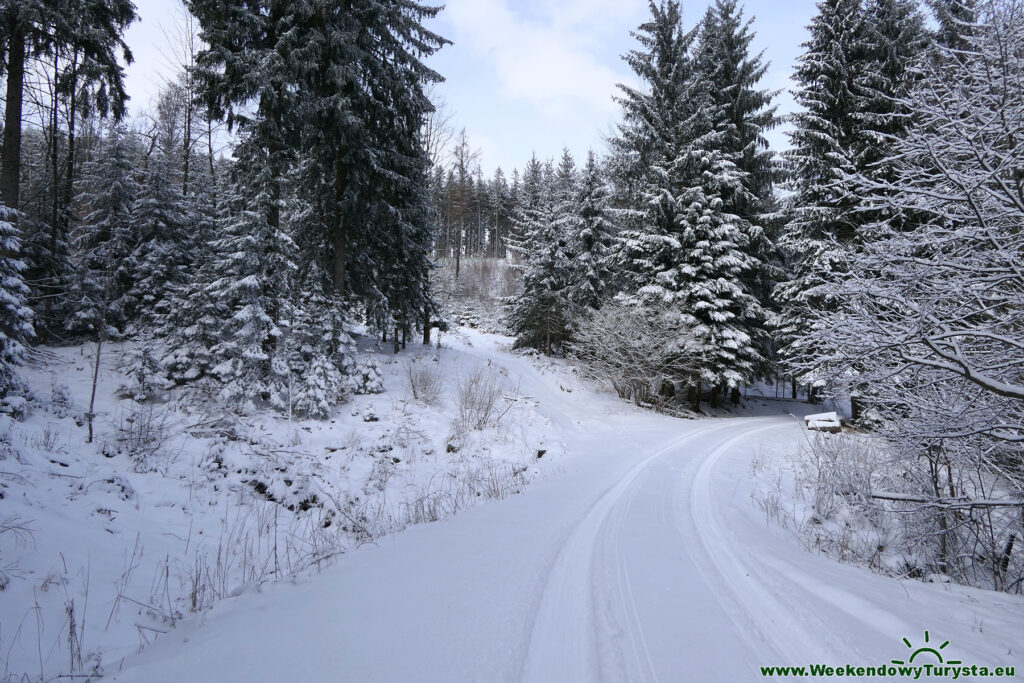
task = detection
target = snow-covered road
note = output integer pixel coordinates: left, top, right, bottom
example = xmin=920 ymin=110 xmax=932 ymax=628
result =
xmin=111 ymin=337 xmax=1023 ymax=682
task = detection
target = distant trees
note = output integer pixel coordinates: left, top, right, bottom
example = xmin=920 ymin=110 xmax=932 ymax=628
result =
xmin=1 ymin=0 xmax=136 ymax=212
xmin=445 ymin=0 xmax=779 ymax=411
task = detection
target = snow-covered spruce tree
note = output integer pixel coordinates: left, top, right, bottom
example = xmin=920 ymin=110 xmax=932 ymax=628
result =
xmin=563 ymin=150 xmax=616 ymax=313
xmin=282 ymin=283 xmax=358 ymax=419
xmin=128 ymin=143 xmax=192 ymax=331
xmin=65 ymin=125 xmax=140 ymax=339
xmin=507 ymin=205 xmax=571 ymax=356
xmin=487 ymin=167 xmax=512 ymax=258
xmin=854 ymin=0 xmax=928 ymax=222
xmin=695 ymin=0 xmax=781 ymax=376
xmin=159 ymin=171 xmax=228 ymax=384
xmin=775 ymin=0 xmax=871 ymax=388
xmin=190 ymin=0 xmax=445 ymax=351
xmin=927 ymin=0 xmax=977 ymax=50
xmin=0 ymin=205 xmax=35 ymax=415
xmin=383 ymin=173 xmax=438 ymax=348
xmin=695 ymin=0 xmax=778 ymax=220
xmin=861 ymin=0 xmax=927 ymax=149
xmin=791 ymin=0 xmax=1024 ymax=587
xmin=553 ymin=148 xmax=578 ymax=210
xmin=506 ymin=155 xmax=572 ymax=355
xmin=612 ymin=0 xmax=763 ymax=409
xmin=204 ymin=139 xmax=299 ymax=413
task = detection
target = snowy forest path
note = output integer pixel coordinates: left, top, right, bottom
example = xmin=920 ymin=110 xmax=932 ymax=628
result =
xmin=111 ymin=334 xmax=1023 ymax=682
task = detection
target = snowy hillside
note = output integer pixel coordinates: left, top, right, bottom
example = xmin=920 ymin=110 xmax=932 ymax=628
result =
xmin=1 ymin=330 xmax=563 ymax=680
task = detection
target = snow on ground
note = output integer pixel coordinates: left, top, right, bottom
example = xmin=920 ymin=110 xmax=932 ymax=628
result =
xmin=4 ymin=329 xmax=1022 ymax=681
xmin=1 ymin=329 xmax=560 ymax=681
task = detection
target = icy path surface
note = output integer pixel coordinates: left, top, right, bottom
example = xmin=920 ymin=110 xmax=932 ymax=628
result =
xmin=113 ymin=334 xmax=1022 ymax=682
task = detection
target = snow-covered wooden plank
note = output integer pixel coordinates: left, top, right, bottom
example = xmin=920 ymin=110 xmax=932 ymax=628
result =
xmin=804 ymin=411 xmax=842 ymax=432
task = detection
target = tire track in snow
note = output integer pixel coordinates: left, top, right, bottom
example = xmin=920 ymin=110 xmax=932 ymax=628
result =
xmin=595 ymin=418 xmax=789 ymax=682
xmin=685 ymin=422 xmax=958 ymax=669
xmin=519 ymin=419 xmax=752 ymax=683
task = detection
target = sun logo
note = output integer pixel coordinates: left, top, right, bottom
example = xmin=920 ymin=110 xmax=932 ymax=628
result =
xmin=891 ymin=631 xmax=962 ymax=666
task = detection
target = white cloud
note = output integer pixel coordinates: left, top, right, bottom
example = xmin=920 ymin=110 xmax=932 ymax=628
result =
xmin=443 ymin=0 xmax=644 ymax=119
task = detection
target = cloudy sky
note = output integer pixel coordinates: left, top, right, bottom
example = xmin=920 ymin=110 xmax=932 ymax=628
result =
xmin=123 ymin=0 xmax=820 ymax=175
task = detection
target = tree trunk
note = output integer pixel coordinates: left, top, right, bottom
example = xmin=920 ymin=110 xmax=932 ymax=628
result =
xmin=791 ymin=378 xmax=798 ymax=400
xmin=454 ymin=223 xmax=462 ymax=280
xmin=691 ymin=381 xmax=702 ymax=412
xmin=207 ymin=116 xmax=216 ymax=186
xmin=2 ymin=24 xmax=26 ymax=210
xmin=710 ymin=384 xmax=720 ymax=410
xmin=850 ymin=395 xmax=862 ymax=422
xmin=393 ymin=327 xmax=400 ymax=354
xmin=86 ymin=337 xmax=104 ymax=444
xmin=62 ymin=56 xmax=78 ymax=238
xmin=422 ymin=306 xmax=431 ymax=345
xmin=45 ymin=55 xmax=62 ymax=342
xmin=730 ymin=386 xmax=741 ymax=406
xmin=182 ymin=74 xmax=193 ymax=196
xmin=332 ymin=159 xmax=348 ymax=295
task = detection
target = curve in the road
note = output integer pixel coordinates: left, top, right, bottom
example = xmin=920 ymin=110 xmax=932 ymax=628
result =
xmin=520 ymin=418 xmax=771 ymax=683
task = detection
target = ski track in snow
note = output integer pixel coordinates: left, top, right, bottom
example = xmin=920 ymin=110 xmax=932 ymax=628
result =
xmin=108 ymin=332 xmax=1023 ymax=682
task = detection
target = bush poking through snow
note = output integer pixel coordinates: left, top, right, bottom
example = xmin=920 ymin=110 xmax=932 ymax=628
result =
xmin=570 ymin=301 xmax=699 ymax=406
xmin=49 ymin=381 xmax=74 ymax=418
xmin=455 ymin=363 xmax=505 ymax=431
xmin=805 ymin=433 xmax=877 ymax=519
xmin=764 ymin=433 xmax=1024 ymax=592
xmin=115 ymin=403 xmax=172 ymax=472
xmin=406 ymin=356 xmax=443 ymax=404
xmin=291 ymin=353 xmax=345 ymax=419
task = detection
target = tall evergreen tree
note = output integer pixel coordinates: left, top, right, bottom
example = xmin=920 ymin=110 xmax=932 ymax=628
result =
xmin=64 ymin=125 xmax=139 ymax=338
xmin=129 ymin=145 xmax=191 ymax=329
xmin=506 ymin=200 xmax=571 ymax=355
xmin=613 ymin=0 xmax=763 ymax=406
xmin=189 ymin=0 xmax=447 ymax=302
xmin=696 ymin=0 xmax=778 ymax=219
xmin=857 ymin=0 xmax=927 ymax=184
xmin=0 ymin=205 xmax=34 ymax=411
xmin=927 ymin=0 xmax=977 ymax=50
xmin=564 ymin=150 xmax=616 ymax=312
xmin=205 ymin=138 xmax=299 ymax=412
xmin=696 ymin=0 xmax=781 ymax=375
xmin=775 ymin=0 xmax=870 ymax=372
